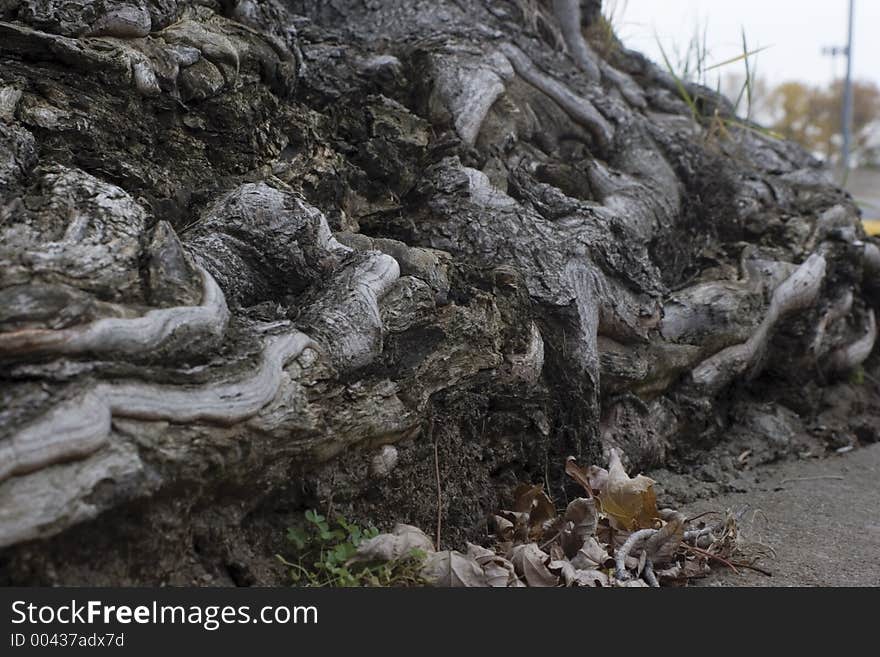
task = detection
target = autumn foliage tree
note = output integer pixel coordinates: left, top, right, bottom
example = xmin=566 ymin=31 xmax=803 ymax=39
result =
xmin=765 ymin=79 xmax=880 ymax=165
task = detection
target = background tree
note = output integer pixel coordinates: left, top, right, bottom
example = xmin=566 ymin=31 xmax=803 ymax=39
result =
xmin=763 ymin=78 xmax=880 ymax=165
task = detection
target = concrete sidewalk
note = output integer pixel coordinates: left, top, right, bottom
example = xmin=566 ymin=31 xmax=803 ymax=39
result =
xmin=683 ymin=443 xmax=880 ymax=586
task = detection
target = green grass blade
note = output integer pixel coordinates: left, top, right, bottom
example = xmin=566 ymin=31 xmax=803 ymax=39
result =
xmin=704 ymin=44 xmax=771 ymax=71
xmin=655 ymin=35 xmax=699 ymax=120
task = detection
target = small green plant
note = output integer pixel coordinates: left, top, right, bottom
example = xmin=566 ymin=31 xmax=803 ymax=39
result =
xmin=849 ymin=366 xmax=865 ymax=385
xmin=277 ymin=511 xmax=428 ymax=587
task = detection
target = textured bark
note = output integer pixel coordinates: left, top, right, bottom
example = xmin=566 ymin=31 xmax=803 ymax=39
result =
xmin=0 ymin=0 xmax=877 ymax=585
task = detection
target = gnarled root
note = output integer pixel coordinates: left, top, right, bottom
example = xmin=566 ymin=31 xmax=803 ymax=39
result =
xmin=0 ymin=331 xmax=319 ymax=486
xmin=690 ymin=254 xmax=827 ymax=394
xmin=810 ymin=288 xmax=854 ymax=357
xmin=0 ymin=266 xmax=229 ymax=360
xmin=499 ymin=42 xmax=613 ymax=151
xmin=825 ymin=309 xmax=877 ymax=374
xmin=551 ymin=0 xmax=601 ymax=83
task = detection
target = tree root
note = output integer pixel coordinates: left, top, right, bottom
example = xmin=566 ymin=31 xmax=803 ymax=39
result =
xmin=0 ymin=266 xmax=229 ymax=360
xmin=551 ymin=0 xmax=601 ymax=83
xmin=614 ymin=528 xmax=656 ymax=581
xmin=429 ymin=50 xmax=513 ymax=146
xmin=499 ymin=42 xmax=613 ymax=151
xmin=864 ymin=242 xmax=880 ymax=277
xmin=810 ymin=288 xmax=854 ymax=357
xmin=825 ymin=308 xmax=877 ymax=374
xmin=0 ymin=330 xmax=318 ymax=486
xmin=690 ymin=254 xmax=826 ymax=393
xmin=643 ymin=557 xmax=659 ymax=587
xmin=298 ymin=253 xmax=400 ymax=372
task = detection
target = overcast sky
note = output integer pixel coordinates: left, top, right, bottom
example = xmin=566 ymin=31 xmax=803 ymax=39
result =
xmin=614 ymin=0 xmax=880 ymax=88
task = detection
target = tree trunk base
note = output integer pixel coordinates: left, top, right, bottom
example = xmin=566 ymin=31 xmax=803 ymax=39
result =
xmin=0 ymin=0 xmax=877 ymax=585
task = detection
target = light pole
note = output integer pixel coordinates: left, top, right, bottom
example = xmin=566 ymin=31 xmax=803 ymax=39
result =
xmin=820 ymin=0 xmax=855 ymax=176
xmin=841 ymin=0 xmax=855 ymax=173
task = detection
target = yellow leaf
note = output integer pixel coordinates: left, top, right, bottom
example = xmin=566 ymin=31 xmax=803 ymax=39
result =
xmin=863 ymin=220 xmax=880 ymax=237
xmin=597 ymin=449 xmax=658 ymax=531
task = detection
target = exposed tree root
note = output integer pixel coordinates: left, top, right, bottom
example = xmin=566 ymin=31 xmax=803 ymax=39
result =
xmin=0 ymin=0 xmax=876 ymax=583
xmin=810 ymin=288 xmax=854 ymax=357
xmin=614 ymin=527 xmax=656 ymax=581
xmin=551 ymin=0 xmax=601 ymax=83
xmin=0 ymin=266 xmax=229 ymax=360
xmin=865 ymin=242 xmax=880 ymax=268
xmin=0 ymin=330 xmax=318 ymax=486
xmin=690 ymin=254 xmax=827 ymax=393
xmin=826 ymin=308 xmax=877 ymax=374
xmin=299 ymin=253 xmax=400 ymax=371
xmin=499 ymin=42 xmax=613 ymax=150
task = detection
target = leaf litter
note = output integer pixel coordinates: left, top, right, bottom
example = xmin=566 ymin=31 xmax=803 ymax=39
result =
xmin=352 ymin=448 xmax=771 ymax=587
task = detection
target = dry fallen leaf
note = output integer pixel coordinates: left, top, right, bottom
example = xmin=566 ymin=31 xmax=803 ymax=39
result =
xmin=680 ymin=557 xmax=711 ymax=580
xmin=587 ymin=465 xmax=609 ymax=493
xmin=654 ymin=563 xmax=684 ymax=585
xmin=560 ymin=497 xmax=598 ymax=557
xmin=349 ymin=524 xmax=435 ymax=564
xmin=466 ymin=542 xmax=517 ymax=588
xmin=570 ymin=537 xmax=611 ymax=570
xmin=598 ymin=449 xmax=658 ymax=531
xmin=637 ymin=548 xmax=647 ymax=576
xmin=571 ymin=569 xmax=609 ymax=587
xmin=422 ymin=550 xmax=488 ymax=587
xmin=549 ymin=561 xmax=609 ymax=587
xmin=497 ymin=509 xmax=531 ymax=543
xmin=646 ymin=513 xmax=685 ymax=565
xmin=565 ymin=457 xmax=594 ymax=496
xmin=565 ymin=456 xmax=609 ymax=495
xmin=508 ymin=543 xmax=558 ymax=587
xmin=490 ymin=515 xmax=514 ymax=541
xmin=514 ymin=483 xmax=557 ymax=539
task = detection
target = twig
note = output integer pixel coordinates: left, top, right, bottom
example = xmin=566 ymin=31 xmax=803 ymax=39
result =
xmin=539 ymin=531 xmax=561 ymax=551
xmin=780 ymin=475 xmax=844 ymax=485
xmin=684 ymin=510 xmax=722 ymax=524
xmin=433 ymin=438 xmax=442 ymax=551
xmin=730 ymin=561 xmax=773 ymax=577
xmin=684 ymin=545 xmax=741 ymax=575
xmin=325 ymin=467 xmax=337 ymax=520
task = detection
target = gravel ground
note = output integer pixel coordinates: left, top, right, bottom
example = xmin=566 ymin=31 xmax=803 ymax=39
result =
xmin=682 ymin=443 xmax=880 ymax=586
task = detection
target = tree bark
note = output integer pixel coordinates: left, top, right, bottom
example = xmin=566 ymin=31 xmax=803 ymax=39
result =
xmin=0 ymin=0 xmax=877 ymax=585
